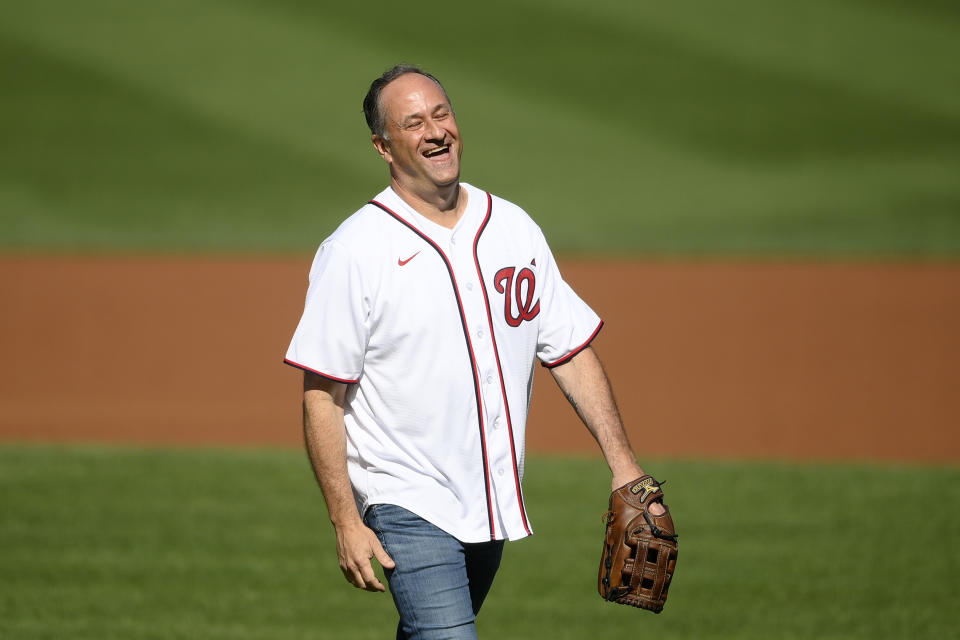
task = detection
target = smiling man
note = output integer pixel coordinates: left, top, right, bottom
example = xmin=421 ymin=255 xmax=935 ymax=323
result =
xmin=368 ymin=70 xmax=463 ymax=221
xmin=285 ymin=64 xmax=658 ymax=639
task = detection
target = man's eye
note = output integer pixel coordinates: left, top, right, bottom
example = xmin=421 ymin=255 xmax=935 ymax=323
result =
xmin=406 ymin=121 xmax=423 ymax=130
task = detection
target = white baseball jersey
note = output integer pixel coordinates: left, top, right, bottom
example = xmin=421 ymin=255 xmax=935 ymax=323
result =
xmin=285 ymin=183 xmax=602 ymax=543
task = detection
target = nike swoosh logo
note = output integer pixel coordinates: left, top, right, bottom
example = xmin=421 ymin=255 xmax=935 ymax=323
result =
xmin=398 ymin=251 xmax=421 ymax=266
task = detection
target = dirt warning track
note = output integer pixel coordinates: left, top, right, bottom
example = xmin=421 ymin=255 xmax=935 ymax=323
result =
xmin=1 ymin=256 xmax=957 ymax=463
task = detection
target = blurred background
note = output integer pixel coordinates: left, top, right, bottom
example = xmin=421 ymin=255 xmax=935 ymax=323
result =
xmin=3 ymin=0 xmax=959 ymax=254
xmin=1 ymin=1 xmax=958 ymax=638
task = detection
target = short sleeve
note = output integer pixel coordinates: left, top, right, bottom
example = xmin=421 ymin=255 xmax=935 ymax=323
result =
xmin=535 ymin=245 xmax=603 ymax=368
xmin=284 ymin=241 xmax=370 ymax=382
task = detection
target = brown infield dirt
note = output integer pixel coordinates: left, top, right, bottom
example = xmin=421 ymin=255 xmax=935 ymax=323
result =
xmin=1 ymin=255 xmax=958 ymax=463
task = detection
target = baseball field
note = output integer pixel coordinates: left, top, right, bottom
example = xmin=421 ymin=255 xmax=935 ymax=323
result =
xmin=2 ymin=1 xmax=959 ymax=638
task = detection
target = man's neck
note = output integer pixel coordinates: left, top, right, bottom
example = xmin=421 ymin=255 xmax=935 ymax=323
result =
xmin=390 ymin=179 xmax=466 ymax=230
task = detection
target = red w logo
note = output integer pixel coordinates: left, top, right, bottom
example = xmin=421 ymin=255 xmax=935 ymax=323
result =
xmin=494 ymin=266 xmax=541 ymax=327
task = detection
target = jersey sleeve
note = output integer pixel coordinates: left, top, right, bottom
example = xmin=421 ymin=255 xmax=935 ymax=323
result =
xmin=535 ymin=242 xmax=603 ymax=368
xmin=284 ymin=240 xmax=370 ymax=383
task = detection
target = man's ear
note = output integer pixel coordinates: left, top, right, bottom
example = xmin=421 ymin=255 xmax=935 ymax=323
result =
xmin=372 ymin=134 xmax=391 ymax=163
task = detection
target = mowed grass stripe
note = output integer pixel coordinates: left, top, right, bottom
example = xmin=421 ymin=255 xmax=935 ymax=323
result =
xmin=265 ymin=0 xmax=959 ymax=161
xmin=540 ymin=0 xmax=960 ymax=117
xmin=251 ymin=0 xmax=960 ymax=256
xmin=1 ymin=445 xmax=957 ymax=639
xmin=1 ymin=1 xmax=958 ymax=254
xmin=0 ymin=0 xmax=387 ymax=173
xmin=0 ymin=32 xmax=370 ymax=250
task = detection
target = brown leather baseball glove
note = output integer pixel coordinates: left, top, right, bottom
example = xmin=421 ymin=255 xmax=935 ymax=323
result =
xmin=598 ymin=475 xmax=678 ymax=613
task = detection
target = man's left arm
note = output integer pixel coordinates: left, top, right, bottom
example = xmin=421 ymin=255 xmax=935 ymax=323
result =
xmin=548 ymin=346 xmax=647 ymax=491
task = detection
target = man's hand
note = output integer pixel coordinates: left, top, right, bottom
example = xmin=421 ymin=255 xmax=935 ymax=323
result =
xmin=335 ymin=521 xmax=396 ymax=592
xmin=613 ymin=471 xmax=665 ymax=516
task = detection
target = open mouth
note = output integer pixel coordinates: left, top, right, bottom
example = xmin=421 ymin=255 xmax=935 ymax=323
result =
xmin=423 ymin=145 xmax=450 ymax=158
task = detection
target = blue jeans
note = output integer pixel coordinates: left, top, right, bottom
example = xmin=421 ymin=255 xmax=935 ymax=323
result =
xmin=364 ymin=504 xmax=505 ymax=640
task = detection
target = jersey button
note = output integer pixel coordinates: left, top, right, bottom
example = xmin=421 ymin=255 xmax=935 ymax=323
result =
xmin=493 ymin=419 xmax=501 ymax=430
xmin=466 ymin=282 xmax=474 ymax=291
xmin=485 ymin=375 xmax=494 ymax=385
xmin=477 ymin=329 xmax=485 ymax=339
xmin=497 ymin=468 xmax=505 ymax=476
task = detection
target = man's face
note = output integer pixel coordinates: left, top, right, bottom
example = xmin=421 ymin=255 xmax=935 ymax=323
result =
xmin=374 ymin=73 xmax=462 ymax=195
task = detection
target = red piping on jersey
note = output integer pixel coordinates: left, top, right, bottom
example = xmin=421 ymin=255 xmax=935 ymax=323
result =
xmin=541 ymin=320 xmax=604 ymax=369
xmin=369 ymin=198 xmax=499 ymax=542
xmin=472 ymin=192 xmax=532 ymax=536
xmin=283 ymin=358 xmax=360 ymax=384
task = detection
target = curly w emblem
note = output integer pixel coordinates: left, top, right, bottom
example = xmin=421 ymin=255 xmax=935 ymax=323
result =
xmin=494 ymin=266 xmax=541 ymax=327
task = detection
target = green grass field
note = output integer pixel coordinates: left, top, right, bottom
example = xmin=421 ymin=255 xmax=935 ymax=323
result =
xmin=1 ymin=446 xmax=957 ymax=639
xmin=2 ymin=0 xmax=959 ymax=255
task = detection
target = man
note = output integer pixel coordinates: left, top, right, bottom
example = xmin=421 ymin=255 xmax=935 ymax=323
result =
xmin=285 ymin=64 xmax=658 ymax=639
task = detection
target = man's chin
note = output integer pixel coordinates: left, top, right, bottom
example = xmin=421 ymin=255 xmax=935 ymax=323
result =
xmin=430 ymin=170 xmax=460 ymax=189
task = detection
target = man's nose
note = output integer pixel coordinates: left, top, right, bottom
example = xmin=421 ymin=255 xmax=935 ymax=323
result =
xmin=425 ymin=118 xmax=445 ymax=141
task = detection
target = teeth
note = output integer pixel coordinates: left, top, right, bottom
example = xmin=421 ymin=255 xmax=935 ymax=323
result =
xmin=424 ymin=145 xmax=448 ymax=157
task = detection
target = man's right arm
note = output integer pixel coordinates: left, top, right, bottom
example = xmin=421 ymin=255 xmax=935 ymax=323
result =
xmin=302 ymin=371 xmax=394 ymax=592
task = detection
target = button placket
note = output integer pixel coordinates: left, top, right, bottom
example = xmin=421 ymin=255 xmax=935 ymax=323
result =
xmin=442 ymin=208 xmax=526 ymax=536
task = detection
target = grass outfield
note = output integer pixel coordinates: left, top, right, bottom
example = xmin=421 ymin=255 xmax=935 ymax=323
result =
xmin=2 ymin=0 xmax=959 ymax=256
xmin=1 ymin=446 xmax=957 ymax=639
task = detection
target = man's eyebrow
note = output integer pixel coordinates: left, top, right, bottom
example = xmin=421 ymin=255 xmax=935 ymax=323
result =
xmin=399 ymin=112 xmax=425 ymax=124
xmin=396 ymin=102 xmax=450 ymax=126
